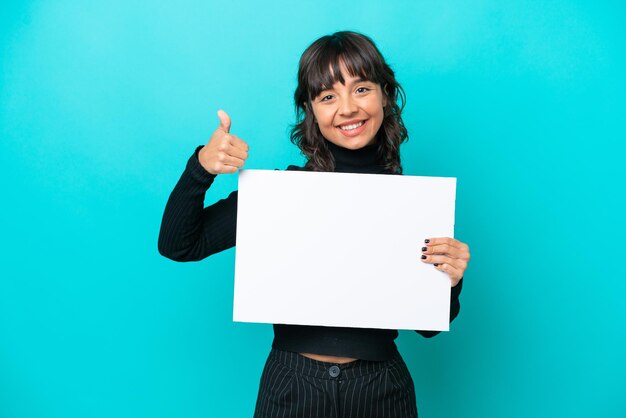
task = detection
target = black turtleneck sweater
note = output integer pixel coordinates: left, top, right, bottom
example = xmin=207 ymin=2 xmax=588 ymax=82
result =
xmin=158 ymin=142 xmax=463 ymax=361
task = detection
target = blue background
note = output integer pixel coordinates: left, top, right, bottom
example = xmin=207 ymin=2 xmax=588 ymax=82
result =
xmin=1 ymin=1 xmax=624 ymax=417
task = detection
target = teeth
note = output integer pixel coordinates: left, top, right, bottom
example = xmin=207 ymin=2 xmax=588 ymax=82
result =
xmin=339 ymin=121 xmax=364 ymax=131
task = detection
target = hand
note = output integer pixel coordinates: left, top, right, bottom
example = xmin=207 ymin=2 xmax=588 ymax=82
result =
xmin=420 ymin=237 xmax=470 ymax=287
xmin=198 ymin=110 xmax=250 ymax=175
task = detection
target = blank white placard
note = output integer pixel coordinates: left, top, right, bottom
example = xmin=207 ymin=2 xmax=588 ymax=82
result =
xmin=233 ymin=170 xmax=456 ymax=331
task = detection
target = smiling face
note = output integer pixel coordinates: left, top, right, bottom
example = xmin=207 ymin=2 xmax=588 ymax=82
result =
xmin=310 ymin=64 xmax=387 ymax=150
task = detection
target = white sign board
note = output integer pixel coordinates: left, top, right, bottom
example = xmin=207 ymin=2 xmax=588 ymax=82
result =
xmin=233 ymin=170 xmax=456 ymax=331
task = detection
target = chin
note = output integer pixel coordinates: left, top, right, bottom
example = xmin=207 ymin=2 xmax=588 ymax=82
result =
xmin=334 ymin=137 xmax=376 ymax=150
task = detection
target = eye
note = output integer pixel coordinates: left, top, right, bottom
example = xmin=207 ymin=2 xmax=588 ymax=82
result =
xmin=356 ymin=87 xmax=371 ymax=94
xmin=319 ymin=94 xmax=334 ymax=102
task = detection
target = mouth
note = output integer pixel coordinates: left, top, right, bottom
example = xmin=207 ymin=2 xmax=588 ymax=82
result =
xmin=337 ymin=119 xmax=366 ymax=131
xmin=336 ymin=119 xmax=368 ymax=138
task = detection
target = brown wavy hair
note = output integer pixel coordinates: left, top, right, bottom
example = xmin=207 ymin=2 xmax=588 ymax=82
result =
xmin=290 ymin=31 xmax=408 ymax=173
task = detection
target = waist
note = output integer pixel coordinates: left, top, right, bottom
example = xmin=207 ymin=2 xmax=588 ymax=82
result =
xmin=268 ymin=348 xmax=404 ymax=380
xmin=272 ymin=324 xmax=399 ymax=361
xmin=299 ymin=352 xmax=358 ymax=363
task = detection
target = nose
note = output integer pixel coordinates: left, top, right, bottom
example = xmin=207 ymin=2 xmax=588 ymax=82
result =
xmin=338 ymin=95 xmax=358 ymax=116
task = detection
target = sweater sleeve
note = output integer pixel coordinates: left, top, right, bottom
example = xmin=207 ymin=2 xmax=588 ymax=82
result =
xmin=415 ymin=278 xmax=463 ymax=338
xmin=158 ymin=146 xmax=238 ymax=261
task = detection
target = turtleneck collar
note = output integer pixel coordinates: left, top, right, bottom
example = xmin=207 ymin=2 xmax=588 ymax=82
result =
xmin=326 ymin=140 xmax=389 ymax=174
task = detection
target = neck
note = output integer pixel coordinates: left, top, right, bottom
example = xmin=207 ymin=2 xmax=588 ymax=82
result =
xmin=325 ymin=140 xmax=384 ymax=174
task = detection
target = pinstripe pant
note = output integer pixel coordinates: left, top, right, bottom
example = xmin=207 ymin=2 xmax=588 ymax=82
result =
xmin=253 ymin=349 xmax=418 ymax=417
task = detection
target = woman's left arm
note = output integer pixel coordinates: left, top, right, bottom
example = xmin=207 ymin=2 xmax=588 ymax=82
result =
xmin=420 ymin=237 xmax=471 ymax=287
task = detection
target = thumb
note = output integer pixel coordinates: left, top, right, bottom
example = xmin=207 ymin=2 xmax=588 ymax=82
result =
xmin=217 ymin=109 xmax=231 ymax=133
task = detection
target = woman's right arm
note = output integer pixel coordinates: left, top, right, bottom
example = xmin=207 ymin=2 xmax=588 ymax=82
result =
xmin=158 ymin=110 xmax=249 ymax=261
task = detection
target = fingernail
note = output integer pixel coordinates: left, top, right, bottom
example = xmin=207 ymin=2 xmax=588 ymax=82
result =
xmin=434 ymin=263 xmax=439 ymax=267
xmin=424 ymin=239 xmax=430 ymax=244
xmin=421 ymin=247 xmax=427 ymax=252
xmin=421 ymin=255 xmax=427 ymax=260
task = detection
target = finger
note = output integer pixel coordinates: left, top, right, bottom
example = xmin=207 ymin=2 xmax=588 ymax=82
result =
xmin=227 ymin=145 xmax=248 ymax=161
xmin=425 ymin=237 xmax=467 ymax=251
xmin=217 ymin=109 xmax=231 ymax=133
xmin=424 ymin=237 xmax=457 ymax=247
xmin=420 ymin=254 xmax=462 ymax=267
xmin=420 ymin=254 xmax=449 ymax=264
xmin=229 ymin=135 xmax=250 ymax=152
xmin=421 ymin=243 xmax=465 ymax=259
xmin=222 ymin=155 xmax=245 ymax=168
xmin=204 ymin=160 xmax=234 ymax=175
xmin=214 ymin=151 xmax=245 ymax=168
xmin=218 ymin=164 xmax=238 ymax=174
xmin=423 ymin=254 xmax=468 ymax=273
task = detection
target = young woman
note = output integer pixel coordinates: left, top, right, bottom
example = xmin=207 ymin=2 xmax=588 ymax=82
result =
xmin=159 ymin=31 xmax=470 ymax=418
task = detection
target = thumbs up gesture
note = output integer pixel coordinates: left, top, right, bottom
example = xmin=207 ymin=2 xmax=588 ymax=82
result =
xmin=198 ymin=110 xmax=250 ymax=175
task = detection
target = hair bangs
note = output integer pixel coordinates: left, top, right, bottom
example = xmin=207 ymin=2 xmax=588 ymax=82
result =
xmin=305 ymin=37 xmax=382 ymax=100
